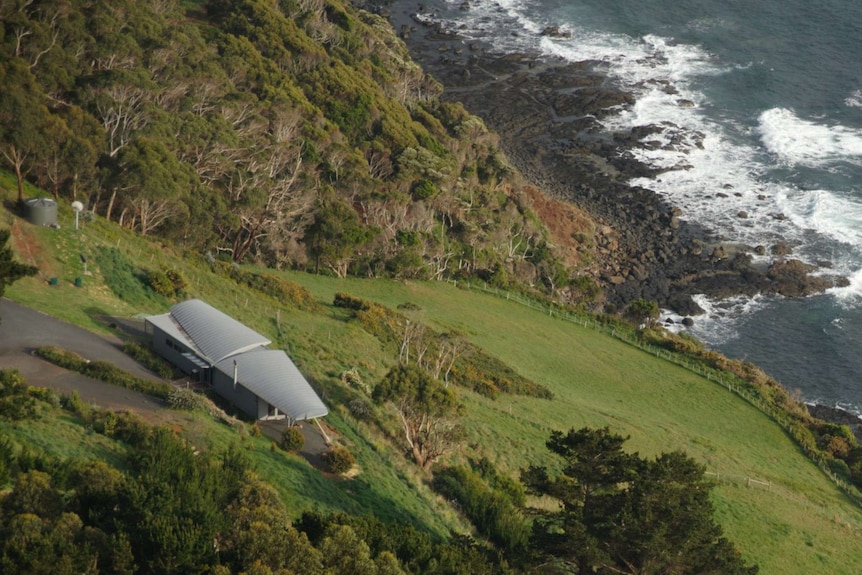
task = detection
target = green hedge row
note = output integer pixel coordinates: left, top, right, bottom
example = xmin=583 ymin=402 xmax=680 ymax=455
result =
xmin=122 ymin=342 xmax=176 ymax=379
xmin=35 ymin=347 xmax=172 ymax=400
xmin=214 ymin=262 xmax=320 ymax=311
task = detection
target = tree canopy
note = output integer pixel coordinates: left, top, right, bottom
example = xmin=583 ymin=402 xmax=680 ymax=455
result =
xmin=522 ymin=427 xmax=759 ymax=575
xmin=373 ymin=364 xmax=463 ymax=469
xmin=0 ymin=229 xmax=37 ymax=307
xmin=0 ymin=0 xmax=586 ymax=294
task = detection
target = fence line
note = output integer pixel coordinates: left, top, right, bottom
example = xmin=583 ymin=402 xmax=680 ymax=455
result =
xmin=704 ymin=471 xmax=772 ymax=491
xmin=446 ymin=279 xmax=862 ymax=506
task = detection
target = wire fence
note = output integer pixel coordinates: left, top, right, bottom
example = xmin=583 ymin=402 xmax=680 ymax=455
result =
xmin=704 ymin=471 xmax=772 ymax=491
xmin=446 ymin=279 xmax=862 ymax=506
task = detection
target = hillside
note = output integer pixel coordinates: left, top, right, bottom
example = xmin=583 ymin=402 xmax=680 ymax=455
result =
xmin=3 ymin=187 xmax=862 ymax=574
xmin=0 ymin=0 xmax=602 ymax=304
xmin=4 ymin=0 xmax=862 ymax=573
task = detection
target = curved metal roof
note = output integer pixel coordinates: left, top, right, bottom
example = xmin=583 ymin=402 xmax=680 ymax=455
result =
xmin=170 ymin=299 xmax=270 ymax=363
xmin=216 ymin=350 xmax=328 ymax=421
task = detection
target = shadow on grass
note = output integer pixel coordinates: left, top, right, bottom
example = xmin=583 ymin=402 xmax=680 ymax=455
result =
xmin=253 ymin=443 xmax=439 ymax=533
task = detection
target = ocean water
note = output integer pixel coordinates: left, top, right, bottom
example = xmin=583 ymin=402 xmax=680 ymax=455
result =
xmin=419 ymin=0 xmax=862 ymax=412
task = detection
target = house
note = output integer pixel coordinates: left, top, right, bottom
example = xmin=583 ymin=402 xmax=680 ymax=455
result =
xmin=145 ymin=299 xmax=328 ymax=423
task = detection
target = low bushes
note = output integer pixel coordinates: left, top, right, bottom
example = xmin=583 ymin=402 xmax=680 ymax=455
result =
xmin=280 ymin=426 xmax=305 ymax=453
xmin=0 ymin=370 xmax=39 ymax=422
xmin=35 ymin=346 xmax=172 ymax=400
xmin=147 ymin=267 xmax=187 ymax=299
xmin=324 ymin=446 xmax=355 ymax=474
xmin=214 ymin=263 xmax=320 ymax=311
xmin=122 ymin=342 xmax=176 ymax=378
xmin=432 ymin=459 xmax=529 ymax=552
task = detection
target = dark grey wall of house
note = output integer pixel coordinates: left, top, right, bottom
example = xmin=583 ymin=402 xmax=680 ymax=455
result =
xmin=146 ymin=321 xmax=210 ymax=383
xmin=212 ymin=367 xmax=265 ymax=419
xmin=149 ymin=324 xmax=196 ymax=372
xmin=147 ymin=319 xmax=273 ymax=419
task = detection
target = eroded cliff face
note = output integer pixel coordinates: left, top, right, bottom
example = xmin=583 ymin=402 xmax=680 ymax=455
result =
xmin=366 ymin=0 xmax=846 ymax=314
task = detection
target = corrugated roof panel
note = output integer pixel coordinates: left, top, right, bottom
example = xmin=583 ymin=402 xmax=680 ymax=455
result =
xmin=216 ymin=350 xmax=328 ymax=421
xmin=170 ymin=299 xmax=270 ymax=363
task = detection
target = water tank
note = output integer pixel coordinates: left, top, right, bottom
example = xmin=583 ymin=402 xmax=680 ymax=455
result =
xmin=25 ymin=197 xmax=58 ymax=226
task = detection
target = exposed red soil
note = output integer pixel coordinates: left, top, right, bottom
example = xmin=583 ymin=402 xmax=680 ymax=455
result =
xmin=524 ymin=185 xmax=594 ymax=268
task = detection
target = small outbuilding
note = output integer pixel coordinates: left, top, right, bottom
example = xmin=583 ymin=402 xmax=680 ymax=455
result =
xmin=145 ymin=299 xmax=327 ymax=423
xmin=25 ymin=197 xmax=58 ymax=226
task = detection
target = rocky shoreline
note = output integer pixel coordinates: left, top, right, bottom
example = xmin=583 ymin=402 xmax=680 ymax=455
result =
xmin=351 ymin=0 xmax=862 ymax=449
xmin=363 ymin=0 xmax=848 ymax=316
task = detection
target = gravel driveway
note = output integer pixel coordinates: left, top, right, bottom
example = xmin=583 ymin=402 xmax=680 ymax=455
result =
xmin=0 ymin=298 xmax=166 ymax=415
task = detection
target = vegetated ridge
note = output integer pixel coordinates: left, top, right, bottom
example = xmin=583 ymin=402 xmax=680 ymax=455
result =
xmin=1 ymin=0 xmax=600 ymax=306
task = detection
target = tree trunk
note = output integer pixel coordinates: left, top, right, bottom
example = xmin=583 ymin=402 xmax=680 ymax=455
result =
xmin=15 ymin=161 xmax=24 ymax=205
xmin=105 ymin=188 xmax=118 ymax=221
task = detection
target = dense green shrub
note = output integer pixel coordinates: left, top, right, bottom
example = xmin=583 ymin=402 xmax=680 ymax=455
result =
xmin=123 ymin=342 xmax=176 ymax=378
xmin=168 ymin=387 xmax=209 ymax=411
xmin=147 ymin=269 xmax=175 ymax=297
xmin=147 ymin=267 xmax=186 ymax=299
xmin=324 ymin=446 xmax=355 ymax=474
xmin=213 ymin=263 xmax=320 ymax=310
xmin=0 ymin=370 xmax=39 ymax=421
xmin=432 ymin=463 xmax=529 ymax=552
xmin=280 ymin=426 xmax=305 ymax=453
xmin=62 ymin=390 xmax=91 ymax=419
xmin=411 ymin=179 xmax=438 ymax=200
xmin=347 ymin=398 xmax=372 ymax=419
xmin=333 ymin=292 xmax=370 ymax=311
xmin=27 ymin=386 xmax=60 ymax=408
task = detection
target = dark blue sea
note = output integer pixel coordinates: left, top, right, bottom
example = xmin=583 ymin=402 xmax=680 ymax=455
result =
xmin=420 ymin=0 xmax=862 ymax=412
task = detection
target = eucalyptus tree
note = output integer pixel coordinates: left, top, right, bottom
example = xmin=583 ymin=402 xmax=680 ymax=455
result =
xmin=373 ymin=364 xmax=463 ymax=469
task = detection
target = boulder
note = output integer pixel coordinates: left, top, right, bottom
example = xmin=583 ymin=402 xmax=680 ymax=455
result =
xmin=771 ymin=242 xmax=792 ymax=257
xmin=540 ymin=25 xmax=571 ymax=38
xmin=766 ymin=259 xmax=832 ymax=297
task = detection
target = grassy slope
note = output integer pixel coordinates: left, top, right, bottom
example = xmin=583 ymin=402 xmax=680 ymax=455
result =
xmin=5 ymin=194 xmax=862 ymax=573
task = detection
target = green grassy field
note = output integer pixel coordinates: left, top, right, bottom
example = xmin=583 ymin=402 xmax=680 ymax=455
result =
xmin=6 ymin=196 xmax=862 ymax=574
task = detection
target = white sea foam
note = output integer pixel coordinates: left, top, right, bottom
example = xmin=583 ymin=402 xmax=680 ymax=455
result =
xmin=757 ymin=108 xmax=862 ymax=167
xmin=435 ymin=0 xmax=862 ymax=309
xmin=846 ymin=90 xmax=862 ymax=108
xmin=538 ymin=28 xmax=862 ymax=303
xmin=661 ymin=293 xmax=772 ymax=347
xmin=827 ymin=268 xmax=862 ymax=305
xmin=772 ymin=187 xmax=862 ymax=248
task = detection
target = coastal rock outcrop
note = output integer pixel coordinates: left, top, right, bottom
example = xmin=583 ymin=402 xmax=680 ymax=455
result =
xmin=368 ymin=0 xmax=846 ymax=314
